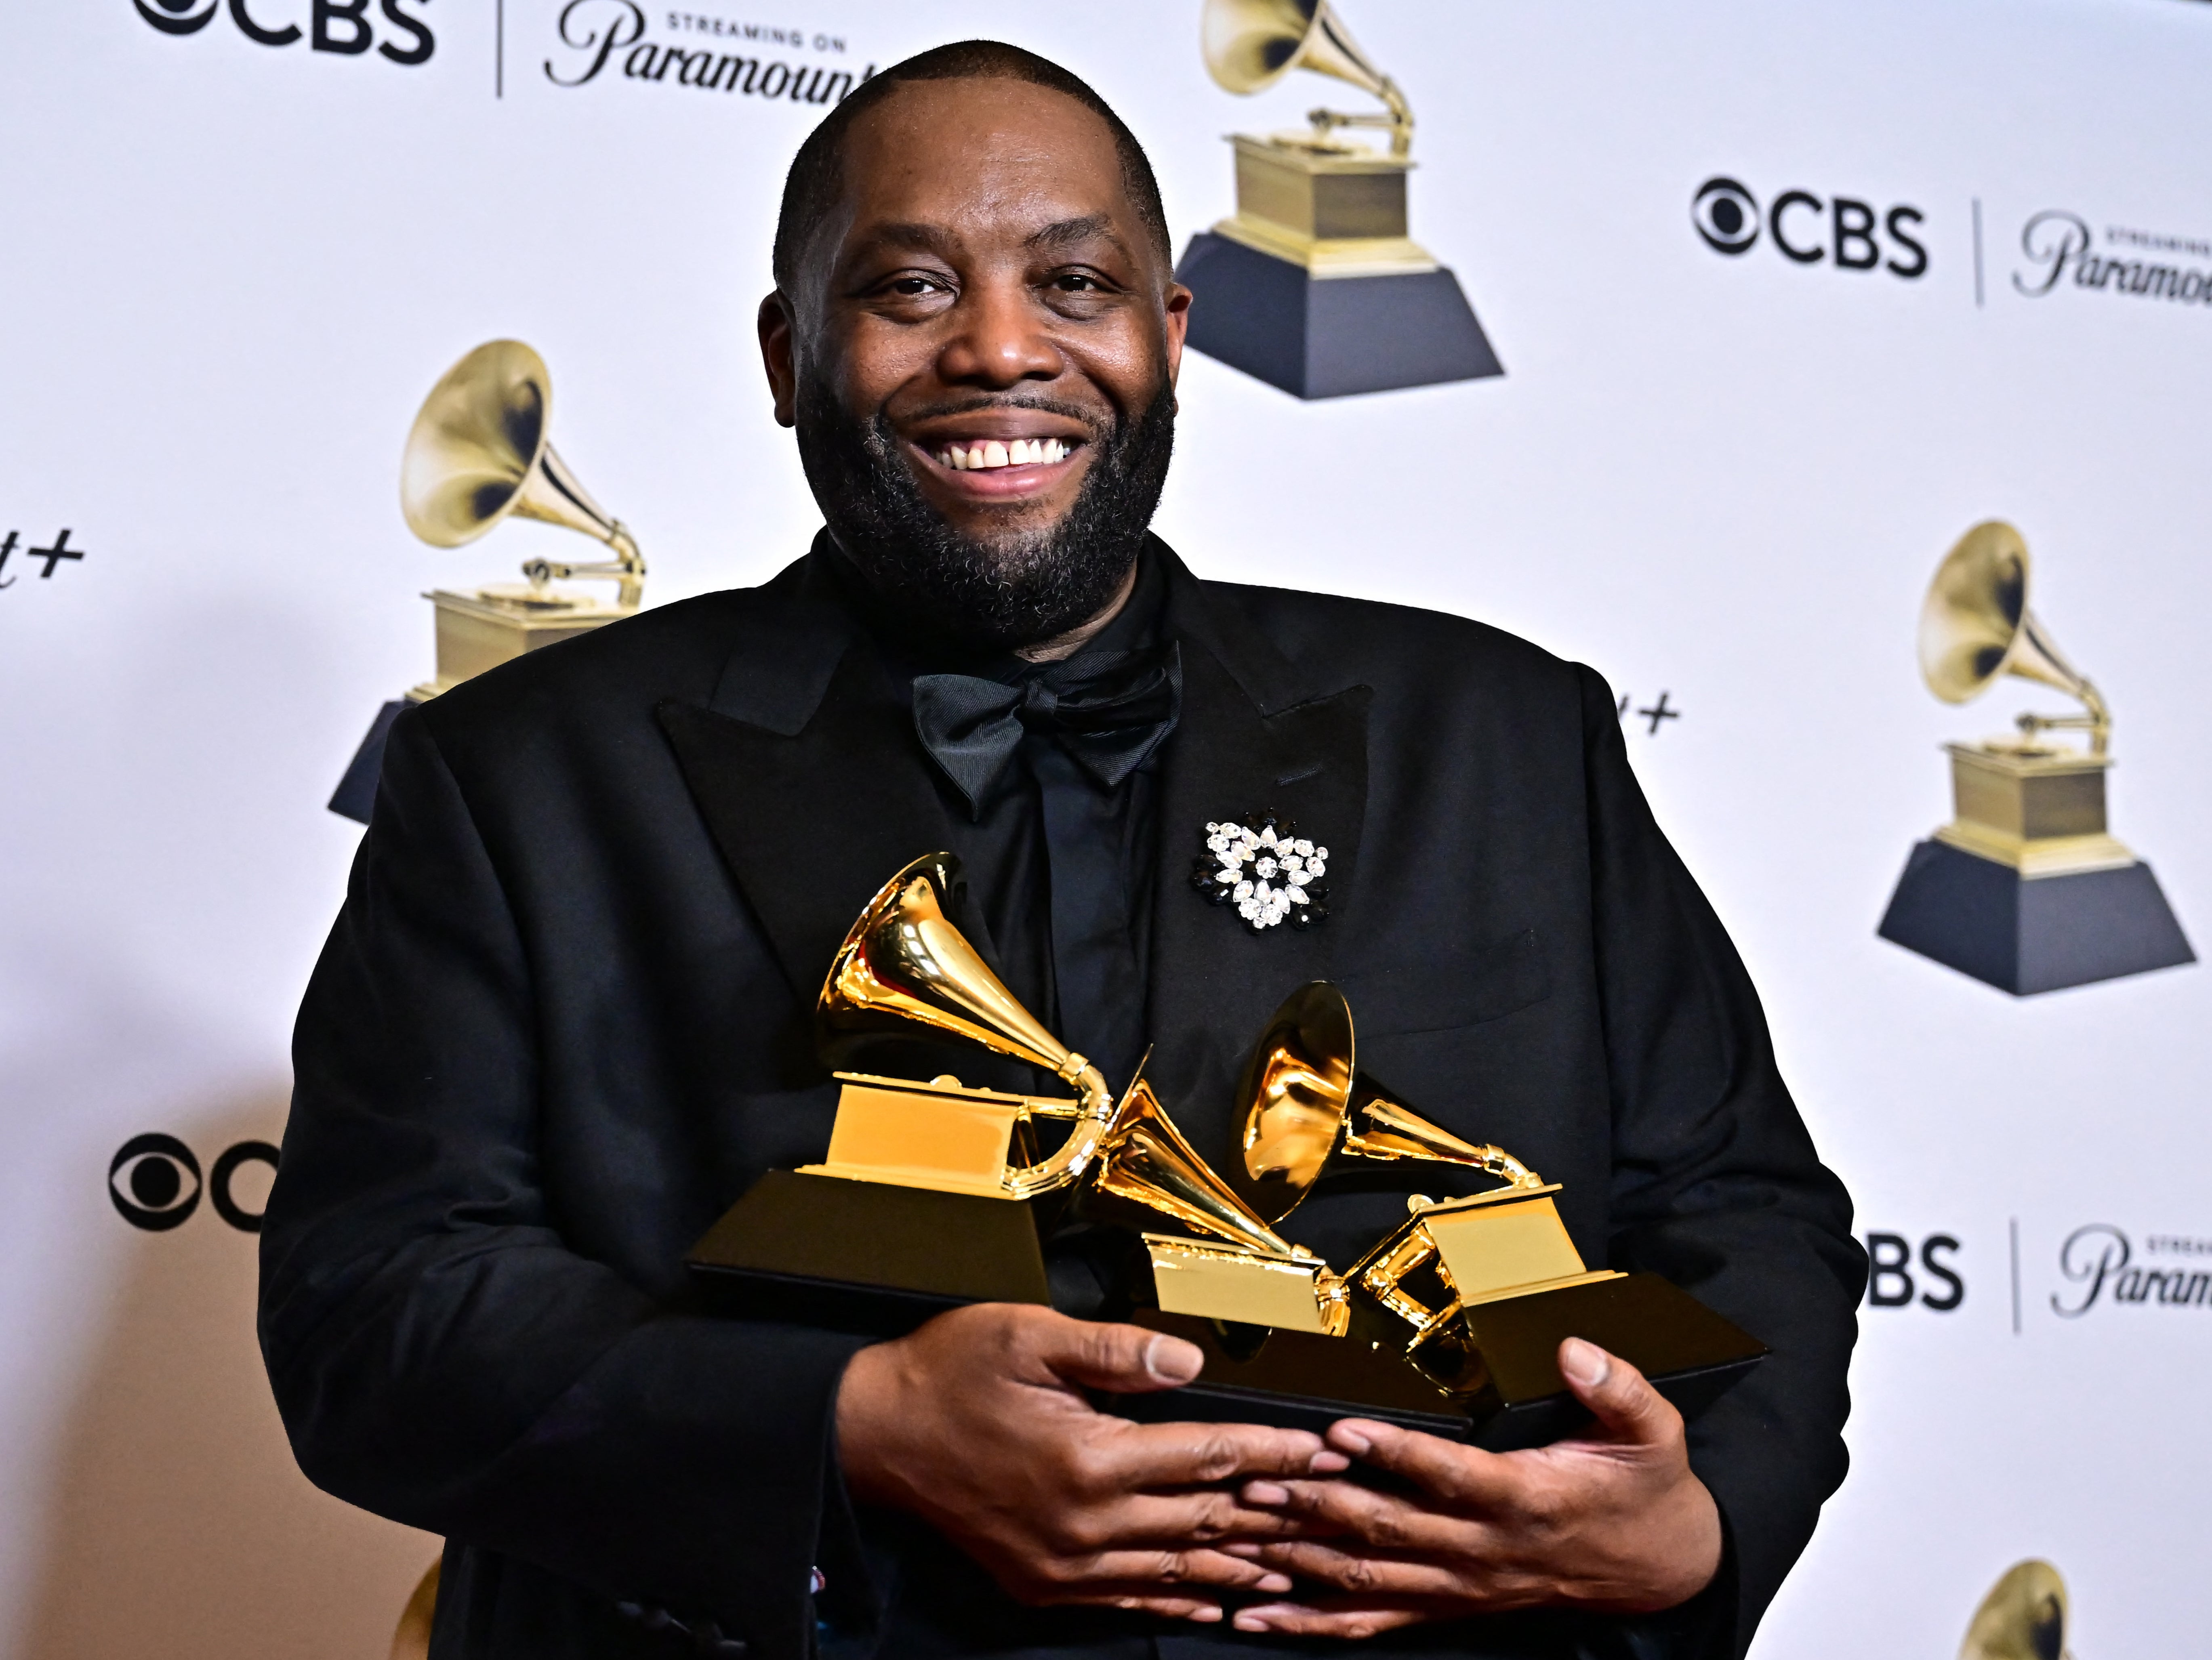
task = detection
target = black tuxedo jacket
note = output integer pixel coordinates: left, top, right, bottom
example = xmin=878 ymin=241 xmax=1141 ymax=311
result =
xmin=262 ymin=539 xmax=1863 ymax=1660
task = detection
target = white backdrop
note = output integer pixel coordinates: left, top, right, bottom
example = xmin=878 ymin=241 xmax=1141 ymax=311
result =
xmin=2 ymin=1 xmax=2207 ymax=1655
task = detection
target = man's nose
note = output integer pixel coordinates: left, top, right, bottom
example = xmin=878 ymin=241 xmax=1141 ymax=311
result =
xmin=936 ymin=278 xmax=1062 ymax=387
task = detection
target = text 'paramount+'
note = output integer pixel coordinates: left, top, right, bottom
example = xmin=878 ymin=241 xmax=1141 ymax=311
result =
xmin=547 ymin=0 xmax=871 ymax=103
xmin=2013 ymin=211 xmax=2212 ymax=309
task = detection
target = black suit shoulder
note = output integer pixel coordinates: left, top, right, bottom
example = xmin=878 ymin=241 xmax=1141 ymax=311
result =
xmin=1194 ymin=574 xmax=1597 ymax=709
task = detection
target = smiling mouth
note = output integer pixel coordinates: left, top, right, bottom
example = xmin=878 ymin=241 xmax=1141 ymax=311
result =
xmin=933 ymin=437 xmax=1074 ymax=472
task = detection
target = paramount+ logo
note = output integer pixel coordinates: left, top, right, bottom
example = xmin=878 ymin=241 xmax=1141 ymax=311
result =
xmin=1692 ymin=175 xmax=1927 ymax=279
xmin=132 ymin=0 xmax=434 ymax=65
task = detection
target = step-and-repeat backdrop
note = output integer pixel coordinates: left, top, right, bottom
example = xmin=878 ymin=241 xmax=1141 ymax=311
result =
xmin=2 ymin=1 xmax=2206 ymax=1655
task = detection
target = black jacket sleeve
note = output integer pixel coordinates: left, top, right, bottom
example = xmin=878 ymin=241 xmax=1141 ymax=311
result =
xmin=1575 ymin=665 xmax=1866 ymax=1656
xmin=259 ymin=709 xmax=866 ymax=1658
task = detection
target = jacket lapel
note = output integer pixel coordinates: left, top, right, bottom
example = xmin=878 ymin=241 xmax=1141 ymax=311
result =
xmin=1144 ymin=545 xmax=1372 ymax=1171
xmin=657 ymin=545 xmax=963 ymax=1008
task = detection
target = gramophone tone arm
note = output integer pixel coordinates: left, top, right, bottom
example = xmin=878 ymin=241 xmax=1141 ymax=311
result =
xmin=2014 ymin=677 xmax=2111 ymax=756
xmin=1340 ymin=1127 xmax=1546 ymax=1191
xmin=520 ymin=522 xmax=647 ymax=610
xmin=1305 ymin=74 xmax=1413 ymax=157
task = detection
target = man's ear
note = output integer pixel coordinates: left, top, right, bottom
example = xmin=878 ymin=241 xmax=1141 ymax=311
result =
xmin=758 ymin=292 xmax=799 ymax=428
xmin=1162 ymin=281 xmax=1193 ymax=399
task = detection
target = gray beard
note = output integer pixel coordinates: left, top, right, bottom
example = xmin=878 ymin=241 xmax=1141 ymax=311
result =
xmin=794 ymin=371 xmax=1175 ymax=651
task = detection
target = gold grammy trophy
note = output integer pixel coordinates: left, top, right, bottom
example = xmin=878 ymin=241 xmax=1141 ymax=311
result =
xmin=1878 ymin=521 xmax=2192 ymax=994
xmin=686 ymin=854 xmax=1350 ymax=1337
xmin=1127 ymin=982 xmax=1765 ymax=1444
xmin=329 ymin=340 xmax=646 ymax=823
xmin=400 ymin=339 xmax=645 ymax=700
xmin=1173 ymin=0 xmax=1502 ymax=398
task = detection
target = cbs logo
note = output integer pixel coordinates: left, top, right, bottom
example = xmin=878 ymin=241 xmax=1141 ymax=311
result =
xmin=1864 ymin=1231 xmax=1964 ymax=1311
xmin=109 ymin=1134 xmax=280 ymax=1233
xmin=1693 ymin=176 xmax=1928 ymax=279
xmin=131 ymin=0 xmax=434 ymax=65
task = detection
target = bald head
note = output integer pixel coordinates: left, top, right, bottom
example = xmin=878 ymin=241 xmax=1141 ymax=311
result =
xmin=772 ymin=41 xmax=1170 ymax=297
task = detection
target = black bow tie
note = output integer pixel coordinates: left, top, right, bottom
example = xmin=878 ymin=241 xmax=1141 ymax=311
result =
xmin=912 ymin=641 xmax=1183 ymax=814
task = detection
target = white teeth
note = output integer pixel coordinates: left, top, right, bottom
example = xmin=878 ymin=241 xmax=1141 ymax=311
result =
xmin=938 ymin=438 xmax=1071 ymax=471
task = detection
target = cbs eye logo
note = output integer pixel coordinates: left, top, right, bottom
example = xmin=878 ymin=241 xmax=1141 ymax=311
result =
xmin=1693 ymin=177 xmax=1761 ymax=255
xmin=1691 ymin=174 xmax=1928 ymax=278
xmin=135 ymin=0 xmax=218 ymax=31
xmin=109 ymin=1134 xmax=280 ymax=1233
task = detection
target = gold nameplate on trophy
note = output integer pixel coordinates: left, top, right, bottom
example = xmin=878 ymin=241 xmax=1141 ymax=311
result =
xmin=398 ymin=339 xmax=646 ymax=700
xmin=803 ymin=1073 xmax=1072 ymax=1198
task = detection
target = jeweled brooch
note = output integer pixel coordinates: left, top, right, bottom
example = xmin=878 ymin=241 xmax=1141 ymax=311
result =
xmin=1190 ymin=811 xmax=1330 ymax=933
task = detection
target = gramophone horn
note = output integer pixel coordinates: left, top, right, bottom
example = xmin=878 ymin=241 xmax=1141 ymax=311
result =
xmin=819 ymin=854 xmax=1320 ymax=1255
xmin=1919 ymin=520 xmax=2108 ymax=754
xmin=1230 ymin=981 xmax=1541 ymax=1225
xmin=400 ymin=339 xmax=646 ymax=609
xmin=1959 ymin=1559 xmax=2070 ymax=1660
xmin=1089 ymin=1072 xmax=1318 ymax=1261
xmin=1201 ymin=0 xmax=1413 ymax=155
xmin=817 ymin=853 xmax=1118 ymax=1198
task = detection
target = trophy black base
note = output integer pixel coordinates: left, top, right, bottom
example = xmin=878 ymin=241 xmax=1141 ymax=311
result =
xmin=329 ymin=700 xmax=408 ymax=824
xmin=1174 ymin=232 xmax=1503 ymax=400
xmin=1878 ymin=839 xmax=2195 ymax=995
xmin=1111 ymin=1274 xmax=1765 ymax=1449
xmin=684 ymin=1169 xmax=1052 ymax=1336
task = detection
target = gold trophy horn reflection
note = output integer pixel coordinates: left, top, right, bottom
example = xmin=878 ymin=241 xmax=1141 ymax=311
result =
xmin=690 ymin=853 xmax=1348 ymax=1335
xmin=399 ymin=340 xmax=644 ymax=700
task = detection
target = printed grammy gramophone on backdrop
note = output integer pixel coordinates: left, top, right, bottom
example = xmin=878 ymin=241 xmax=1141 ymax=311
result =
xmin=1174 ymin=0 xmax=1503 ymax=399
xmin=1878 ymin=519 xmax=2193 ymax=994
xmin=328 ymin=340 xmax=644 ymax=823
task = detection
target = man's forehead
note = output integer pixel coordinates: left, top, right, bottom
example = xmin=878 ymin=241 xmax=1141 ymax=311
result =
xmin=834 ymin=78 xmax=1135 ymax=238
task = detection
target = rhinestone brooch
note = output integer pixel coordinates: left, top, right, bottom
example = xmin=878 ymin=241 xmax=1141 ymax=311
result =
xmin=1190 ymin=811 xmax=1329 ymax=933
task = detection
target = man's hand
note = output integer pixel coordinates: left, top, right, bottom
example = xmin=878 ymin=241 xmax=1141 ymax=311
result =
xmin=1220 ymin=1338 xmax=1723 ymax=1638
xmin=835 ymin=1303 xmax=1350 ymax=1622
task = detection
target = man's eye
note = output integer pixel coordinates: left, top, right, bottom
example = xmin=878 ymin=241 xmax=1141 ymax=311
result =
xmin=888 ymin=277 xmax=938 ymax=297
xmin=1051 ymin=274 xmax=1107 ymax=294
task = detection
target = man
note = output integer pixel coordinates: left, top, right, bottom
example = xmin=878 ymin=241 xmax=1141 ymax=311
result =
xmin=262 ymin=41 xmax=1864 ymax=1660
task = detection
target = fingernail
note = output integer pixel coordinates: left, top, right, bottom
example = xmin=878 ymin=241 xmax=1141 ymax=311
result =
xmin=1560 ymin=1336 xmax=1611 ymax=1388
xmin=1222 ymin=1541 xmax=1260 ymax=1559
xmin=1332 ymin=1427 xmax=1372 ymax=1456
xmin=1257 ymin=1574 xmax=1293 ymax=1594
xmin=1310 ymin=1450 xmax=1351 ymax=1473
xmin=1244 ymin=1480 xmax=1291 ymax=1505
xmin=1187 ymin=1607 xmax=1223 ymax=1623
xmin=1144 ymin=1332 xmax=1204 ymax=1385
xmin=1233 ymin=1612 xmax=1272 ymax=1633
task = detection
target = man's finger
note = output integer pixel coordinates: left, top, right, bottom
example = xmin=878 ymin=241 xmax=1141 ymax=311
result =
xmin=1085 ymin=1417 xmax=1344 ymax=1490
xmin=1066 ymin=1593 xmax=1226 ymax=1623
xmin=1106 ymin=1487 xmax=1332 ymax=1546
xmin=1239 ymin=1538 xmax=1508 ymax=1601
xmin=1237 ymin=1476 xmax=1472 ymax=1554
xmin=1229 ymin=1598 xmax=1432 ymax=1639
xmin=1054 ymin=1549 xmax=1295 ymax=1595
xmin=1325 ymin=1419 xmax=1519 ymax=1509
xmin=1557 ymin=1338 xmax=1678 ymax=1446
xmin=1035 ymin=1315 xmax=1209 ymax=1395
